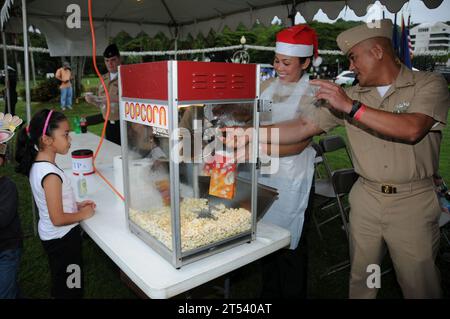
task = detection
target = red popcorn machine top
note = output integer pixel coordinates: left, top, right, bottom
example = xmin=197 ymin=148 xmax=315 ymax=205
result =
xmin=118 ymin=61 xmax=277 ymax=268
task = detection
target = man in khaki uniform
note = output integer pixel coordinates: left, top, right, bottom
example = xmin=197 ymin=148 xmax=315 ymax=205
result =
xmin=85 ymin=44 xmax=121 ymax=145
xmin=257 ymin=19 xmax=449 ymax=298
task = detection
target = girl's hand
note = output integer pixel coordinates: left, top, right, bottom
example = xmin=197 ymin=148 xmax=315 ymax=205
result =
xmin=77 ymin=200 xmax=96 ymax=210
xmin=80 ymin=204 xmax=95 ymax=220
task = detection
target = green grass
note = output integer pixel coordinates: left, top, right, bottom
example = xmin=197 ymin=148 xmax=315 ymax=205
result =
xmin=1 ymin=99 xmax=449 ymax=299
xmin=0 ymin=76 xmax=102 ymax=97
xmin=81 ymin=76 xmax=101 ymax=93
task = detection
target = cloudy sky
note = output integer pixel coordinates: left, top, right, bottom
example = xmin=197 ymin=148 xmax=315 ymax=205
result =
xmin=295 ymin=0 xmax=450 ymax=24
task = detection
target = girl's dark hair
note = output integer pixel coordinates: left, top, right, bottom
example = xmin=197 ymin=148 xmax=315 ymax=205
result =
xmin=15 ymin=109 xmax=67 ymax=176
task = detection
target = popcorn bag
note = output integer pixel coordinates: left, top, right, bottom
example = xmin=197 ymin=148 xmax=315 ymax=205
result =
xmin=155 ymin=179 xmax=171 ymax=206
xmin=208 ymin=153 xmax=237 ymax=200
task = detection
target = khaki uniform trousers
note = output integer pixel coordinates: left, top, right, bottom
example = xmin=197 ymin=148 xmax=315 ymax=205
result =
xmin=348 ymin=177 xmax=442 ymax=299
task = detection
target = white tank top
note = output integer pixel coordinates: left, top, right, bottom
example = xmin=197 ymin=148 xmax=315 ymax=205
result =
xmin=29 ymin=161 xmax=78 ymax=240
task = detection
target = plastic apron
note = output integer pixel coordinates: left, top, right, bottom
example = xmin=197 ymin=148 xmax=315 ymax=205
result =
xmin=259 ymin=74 xmax=316 ymax=250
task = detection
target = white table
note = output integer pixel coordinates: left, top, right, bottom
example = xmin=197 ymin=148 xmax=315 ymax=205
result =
xmin=56 ymin=131 xmax=122 ymax=170
xmin=56 ymin=132 xmax=291 ymax=299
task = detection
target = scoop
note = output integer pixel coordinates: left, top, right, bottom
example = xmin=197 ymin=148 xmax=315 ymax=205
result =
xmin=196 ymin=207 xmax=217 ymax=220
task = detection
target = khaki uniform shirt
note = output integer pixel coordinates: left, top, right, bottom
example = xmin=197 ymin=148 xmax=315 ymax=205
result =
xmin=310 ymin=64 xmax=449 ymax=184
xmin=97 ymin=73 xmax=120 ymax=122
xmin=55 ymin=68 xmax=72 ymax=89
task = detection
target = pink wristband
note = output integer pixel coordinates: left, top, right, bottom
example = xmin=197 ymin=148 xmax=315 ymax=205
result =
xmin=354 ymin=104 xmax=367 ymax=121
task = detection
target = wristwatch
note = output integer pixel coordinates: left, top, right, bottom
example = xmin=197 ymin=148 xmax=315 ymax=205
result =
xmin=348 ymin=100 xmax=362 ymax=118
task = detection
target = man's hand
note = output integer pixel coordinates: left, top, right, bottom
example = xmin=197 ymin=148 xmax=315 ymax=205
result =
xmin=84 ymin=94 xmax=95 ymax=104
xmin=310 ymin=79 xmax=353 ymax=114
xmin=84 ymin=94 xmax=106 ymax=107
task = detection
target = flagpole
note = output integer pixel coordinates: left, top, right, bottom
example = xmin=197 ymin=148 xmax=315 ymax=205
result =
xmin=392 ymin=13 xmax=399 ymax=58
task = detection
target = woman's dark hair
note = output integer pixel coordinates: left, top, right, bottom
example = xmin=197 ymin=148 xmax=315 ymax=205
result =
xmin=15 ymin=109 xmax=67 ymax=176
xmin=299 ymin=56 xmax=312 ymax=65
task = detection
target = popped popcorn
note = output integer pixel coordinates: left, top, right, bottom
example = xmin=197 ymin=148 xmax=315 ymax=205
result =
xmin=129 ymin=198 xmax=251 ymax=251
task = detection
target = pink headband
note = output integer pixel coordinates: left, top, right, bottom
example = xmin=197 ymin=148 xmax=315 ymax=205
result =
xmin=42 ymin=110 xmax=54 ymax=137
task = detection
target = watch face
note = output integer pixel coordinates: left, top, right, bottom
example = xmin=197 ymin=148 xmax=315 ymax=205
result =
xmin=0 ymin=130 xmax=14 ymax=144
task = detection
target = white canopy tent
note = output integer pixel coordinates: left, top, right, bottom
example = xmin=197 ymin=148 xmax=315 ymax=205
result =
xmin=0 ymin=0 xmax=445 ymax=122
xmin=0 ymin=0 xmax=445 ymax=56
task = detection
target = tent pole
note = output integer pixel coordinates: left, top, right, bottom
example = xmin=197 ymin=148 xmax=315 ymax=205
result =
xmin=2 ymin=31 xmax=11 ymax=114
xmin=288 ymin=0 xmax=297 ymax=26
xmin=22 ymin=0 xmax=31 ymax=124
xmin=2 ymin=31 xmax=14 ymax=162
xmin=174 ymin=36 xmax=177 ymax=60
xmin=22 ymin=0 xmax=37 ymax=237
xmin=29 ymin=33 xmax=36 ymax=87
xmin=174 ymin=27 xmax=178 ymax=60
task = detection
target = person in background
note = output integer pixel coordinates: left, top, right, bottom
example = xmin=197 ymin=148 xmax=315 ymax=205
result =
xmin=15 ymin=109 xmax=96 ymax=298
xmin=55 ymin=62 xmax=73 ymax=111
xmin=85 ymin=44 xmax=121 ymax=145
xmin=0 ymin=127 xmax=23 ymax=298
xmin=1 ymin=66 xmax=18 ymax=116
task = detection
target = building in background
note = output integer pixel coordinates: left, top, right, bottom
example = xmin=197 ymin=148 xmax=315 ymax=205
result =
xmin=410 ymin=22 xmax=450 ymax=53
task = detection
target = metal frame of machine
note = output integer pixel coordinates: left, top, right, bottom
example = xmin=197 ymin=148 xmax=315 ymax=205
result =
xmin=118 ymin=61 xmax=263 ymax=268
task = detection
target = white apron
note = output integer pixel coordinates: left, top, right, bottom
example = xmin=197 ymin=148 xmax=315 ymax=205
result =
xmin=259 ymin=74 xmax=316 ymax=250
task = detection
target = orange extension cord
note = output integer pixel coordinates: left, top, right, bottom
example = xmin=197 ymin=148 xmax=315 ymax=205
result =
xmin=88 ymin=0 xmax=124 ymax=201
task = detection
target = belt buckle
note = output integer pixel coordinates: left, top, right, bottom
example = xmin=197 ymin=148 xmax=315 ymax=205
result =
xmin=381 ymin=184 xmax=396 ymax=194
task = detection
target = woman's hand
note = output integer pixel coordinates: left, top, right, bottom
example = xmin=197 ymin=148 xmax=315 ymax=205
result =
xmin=219 ymin=126 xmax=253 ymax=149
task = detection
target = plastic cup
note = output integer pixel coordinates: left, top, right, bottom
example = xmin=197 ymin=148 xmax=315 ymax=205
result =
xmin=309 ymin=84 xmax=328 ymax=107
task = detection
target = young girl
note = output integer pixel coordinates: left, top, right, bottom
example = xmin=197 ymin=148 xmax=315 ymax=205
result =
xmin=15 ymin=109 xmax=96 ymax=298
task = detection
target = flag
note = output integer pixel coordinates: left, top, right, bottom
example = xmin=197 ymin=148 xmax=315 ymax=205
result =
xmin=392 ymin=13 xmax=400 ymax=57
xmin=408 ymin=15 xmax=414 ymax=60
xmin=400 ymin=15 xmax=412 ymax=69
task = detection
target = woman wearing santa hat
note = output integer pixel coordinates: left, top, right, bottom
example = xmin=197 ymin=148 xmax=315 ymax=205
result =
xmin=258 ymin=24 xmax=321 ymax=298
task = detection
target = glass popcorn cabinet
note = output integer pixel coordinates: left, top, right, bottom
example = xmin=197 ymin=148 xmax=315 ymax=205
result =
xmin=118 ymin=61 xmax=277 ymax=268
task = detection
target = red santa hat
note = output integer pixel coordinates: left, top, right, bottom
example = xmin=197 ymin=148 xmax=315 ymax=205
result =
xmin=275 ymin=24 xmax=323 ymax=67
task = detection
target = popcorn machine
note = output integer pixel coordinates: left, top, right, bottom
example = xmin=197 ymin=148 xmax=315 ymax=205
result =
xmin=118 ymin=61 xmax=277 ymax=268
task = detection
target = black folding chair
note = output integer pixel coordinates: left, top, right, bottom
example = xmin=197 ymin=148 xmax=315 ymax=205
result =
xmin=313 ymin=136 xmax=355 ymax=239
xmin=312 ymin=136 xmax=358 ymax=277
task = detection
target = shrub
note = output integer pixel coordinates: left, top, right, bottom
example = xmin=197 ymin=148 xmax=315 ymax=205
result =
xmin=19 ymin=77 xmax=60 ymax=102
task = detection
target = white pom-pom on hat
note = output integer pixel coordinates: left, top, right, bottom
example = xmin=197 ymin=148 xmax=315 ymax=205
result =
xmin=313 ymin=56 xmax=323 ymax=67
